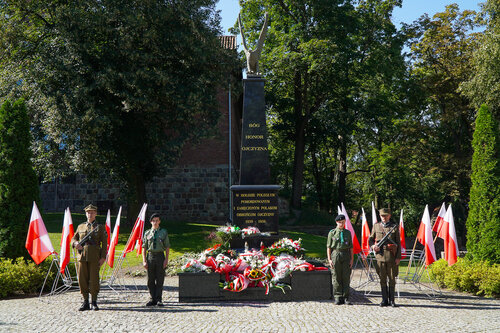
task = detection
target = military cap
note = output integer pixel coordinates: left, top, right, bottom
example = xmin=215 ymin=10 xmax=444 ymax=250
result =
xmin=379 ymin=208 xmax=391 ymax=216
xmin=84 ymin=204 xmax=98 ymax=212
xmin=150 ymin=213 xmax=161 ymax=222
xmin=335 ymin=214 xmax=346 ymax=222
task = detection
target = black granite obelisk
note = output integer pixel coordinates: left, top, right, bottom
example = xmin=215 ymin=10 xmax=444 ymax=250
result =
xmin=231 ymin=76 xmax=280 ymax=234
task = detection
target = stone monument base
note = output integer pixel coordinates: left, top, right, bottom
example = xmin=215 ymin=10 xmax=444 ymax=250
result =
xmin=178 ymin=270 xmax=332 ymax=302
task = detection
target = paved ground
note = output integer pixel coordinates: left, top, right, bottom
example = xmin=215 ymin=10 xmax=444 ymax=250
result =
xmin=0 ymin=270 xmax=499 ymax=333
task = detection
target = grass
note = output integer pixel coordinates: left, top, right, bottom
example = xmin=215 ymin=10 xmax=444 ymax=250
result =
xmin=42 ymin=212 xmax=329 ymax=270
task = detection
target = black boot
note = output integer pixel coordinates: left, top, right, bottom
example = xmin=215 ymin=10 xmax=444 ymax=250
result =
xmin=79 ymin=300 xmax=90 ymax=311
xmin=380 ymin=286 xmax=389 ymax=307
xmin=389 ymin=286 xmax=397 ymax=307
xmin=91 ymin=301 xmax=99 ymax=311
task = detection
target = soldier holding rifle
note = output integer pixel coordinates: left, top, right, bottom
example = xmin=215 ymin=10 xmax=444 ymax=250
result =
xmin=71 ymin=204 xmax=107 ymax=311
xmin=369 ymin=208 xmax=401 ymax=307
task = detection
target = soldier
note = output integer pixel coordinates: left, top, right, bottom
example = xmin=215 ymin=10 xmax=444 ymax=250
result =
xmin=142 ymin=213 xmax=170 ymax=306
xmin=71 ymin=204 xmax=107 ymax=311
xmin=327 ymin=214 xmax=354 ymax=305
xmin=369 ymin=208 xmax=401 ymax=307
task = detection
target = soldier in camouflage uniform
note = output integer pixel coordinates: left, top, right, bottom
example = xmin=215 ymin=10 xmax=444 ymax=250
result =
xmin=327 ymin=214 xmax=354 ymax=305
xmin=369 ymin=208 xmax=401 ymax=307
xmin=142 ymin=213 xmax=170 ymax=306
xmin=71 ymin=204 xmax=107 ymax=311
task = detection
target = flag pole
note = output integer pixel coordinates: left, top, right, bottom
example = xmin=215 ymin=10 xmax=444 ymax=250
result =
xmin=405 ymin=237 xmax=419 ymax=277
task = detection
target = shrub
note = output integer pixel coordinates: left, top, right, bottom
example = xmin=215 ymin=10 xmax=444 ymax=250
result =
xmin=429 ymin=257 xmax=500 ymax=297
xmin=0 ymin=99 xmax=40 ymax=259
xmin=0 ymin=257 xmax=56 ymax=298
xmin=467 ymin=104 xmax=500 ymax=263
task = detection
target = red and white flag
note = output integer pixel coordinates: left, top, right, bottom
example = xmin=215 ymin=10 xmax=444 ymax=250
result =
xmin=337 ymin=206 xmax=342 ymax=216
xmin=105 ymin=209 xmax=111 ymax=250
xmin=371 ymin=201 xmax=378 ymax=226
xmin=25 ymin=201 xmax=55 ymax=265
xmin=59 ymin=208 xmax=74 ymax=274
xmin=432 ymin=202 xmax=447 ymax=234
xmin=416 ymin=205 xmax=437 ymax=266
xmin=399 ymin=209 xmax=407 ymax=259
xmin=361 ymin=208 xmax=371 ymax=256
xmin=107 ymin=206 xmax=122 ymax=268
xmin=341 ymin=203 xmax=361 ymax=254
xmin=123 ymin=203 xmax=147 ymax=257
xmin=440 ymin=205 xmax=459 ymax=266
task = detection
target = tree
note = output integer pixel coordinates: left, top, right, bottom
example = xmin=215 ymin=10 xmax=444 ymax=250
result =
xmin=238 ymin=0 xmax=405 ymax=211
xmin=0 ymin=99 xmax=40 ymax=259
xmin=460 ymin=0 xmax=500 ymax=118
xmin=0 ymin=0 xmax=236 ymax=222
xmin=466 ymin=104 xmax=500 ymax=263
xmin=402 ymin=4 xmax=482 ymax=235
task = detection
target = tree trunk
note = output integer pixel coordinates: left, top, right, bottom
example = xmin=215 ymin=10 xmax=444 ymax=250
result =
xmin=291 ymin=119 xmax=306 ymax=208
xmin=126 ymin=172 xmax=148 ymax=226
xmin=311 ymin=145 xmax=326 ymax=210
xmin=338 ymin=137 xmax=347 ymax=205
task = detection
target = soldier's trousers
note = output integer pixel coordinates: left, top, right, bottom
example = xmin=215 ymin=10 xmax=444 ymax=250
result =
xmin=147 ymin=252 xmax=165 ymax=302
xmin=374 ymin=259 xmax=398 ymax=288
xmin=77 ymin=260 xmax=100 ymax=301
xmin=332 ymin=250 xmax=351 ymax=299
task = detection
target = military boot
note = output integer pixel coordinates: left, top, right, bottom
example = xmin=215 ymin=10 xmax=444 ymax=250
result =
xmin=389 ymin=286 xmax=397 ymax=307
xmin=91 ymin=301 xmax=99 ymax=311
xmin=79 ymin=300 xmax=90 ymax=311
xmin=380 ymin=286 xmax=389 ymax=307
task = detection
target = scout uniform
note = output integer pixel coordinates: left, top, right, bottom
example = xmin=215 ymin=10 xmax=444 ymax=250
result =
xmin=70 ymin=204 xmax=107 ymax=311
xmin=368 ymin=208 xmax=401 ymax=307
xmin=142 ymin=226 xmax=170 ymax=305
xmin=327 ymin=223 xmax=353 ymax=304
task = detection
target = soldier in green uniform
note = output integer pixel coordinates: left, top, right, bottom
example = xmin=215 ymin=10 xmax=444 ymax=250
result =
xmin=369 ymin=208 xmax=401 ymax=307
xmin=71 ymin=204 xmax=107 ymax=311
xmin=142 ymin=213 xmax=170 ymax=306
xmin=327 ymin=214 xmax=354 ymax=305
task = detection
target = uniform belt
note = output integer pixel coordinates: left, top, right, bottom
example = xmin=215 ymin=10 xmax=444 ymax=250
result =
xmin=334 ymin=248 xmax=350 ymax=252
xmin=148 ymin=251 xmax=164 ymax=255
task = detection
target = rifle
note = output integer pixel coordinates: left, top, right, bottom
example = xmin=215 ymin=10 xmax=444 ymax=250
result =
xmin=76 ymin=223 xmax=98 ymax=253
xmin=373 ymin=223 xmax=398 ymax=255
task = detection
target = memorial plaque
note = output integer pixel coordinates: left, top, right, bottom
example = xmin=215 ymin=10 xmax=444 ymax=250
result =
xmin=231 ymin=185 xmax=279 ymax=234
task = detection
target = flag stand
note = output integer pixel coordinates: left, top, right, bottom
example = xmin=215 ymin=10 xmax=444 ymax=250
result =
xmin=399 ymin=249 xmax=442 ymax=298
xmin=38 ymin=253 xmax=79 ymax=300
xmin=353 ymin=252 xmax=377 ymax=289
xmin=100 ymin=252 xmax=141 ymax=298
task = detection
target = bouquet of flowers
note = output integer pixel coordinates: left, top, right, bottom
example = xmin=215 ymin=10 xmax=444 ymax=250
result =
xmin=263 ymin=238 xmax=305 ymax=257
xmin=216 ymin=225 xmax=242 ymax=245
xmin=241 ymin=226 xmax=260 ymax=237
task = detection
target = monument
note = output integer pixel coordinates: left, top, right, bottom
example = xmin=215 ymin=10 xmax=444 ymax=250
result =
xmin=231 ymin=12 xmax=280 ymax=236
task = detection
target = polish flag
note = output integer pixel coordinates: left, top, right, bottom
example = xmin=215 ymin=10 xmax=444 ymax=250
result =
xmin=441 ymin=205 xmax=459 ymax=266
xmin=340 ymin=203 xmax=361 ymax=254
xmin=105 ymin=209 xmax=111 ymax=250
xmin=123 ymin=203 xmax=147 ymax=257
xmin=416 ymin=205 xmax=437 ymax=266
xmin=107 ymin=206 xmax=122 ymax=268
xmin=361 ymin=208 xmax=371 ymax=255
xmin=371 ymin=201 xmax=378 ymax=226
xmin=432 ymin=202 xmax=447 ymax=234
xmin=59 ymin=208 xmax=74 ymax=274
xmin=337 ymin=206 xmax=342 ymax=215
xmin=25 ymin=201 xmax=55 ymax=265
xmin=399 ymin=209 xmax=406 ymax=259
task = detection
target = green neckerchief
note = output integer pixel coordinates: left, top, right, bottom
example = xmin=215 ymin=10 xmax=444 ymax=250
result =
xmin=340 ymin=229 xmax=344 ymax=243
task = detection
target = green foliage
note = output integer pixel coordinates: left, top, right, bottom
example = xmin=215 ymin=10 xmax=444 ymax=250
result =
xmin=466 ymin=105 xmax=500 ymax=263
xmin=0 ymin=0 xmax=237 ymax=222
xmin=0 ymin=258 xmax=53 ymax=298
xmin=460 ymin=0 xmax=500 ymax=117
xmin=0 ymin=99 xmax=40 ymax=259
xmin=429 ymin=258 xmax=500 ymax=297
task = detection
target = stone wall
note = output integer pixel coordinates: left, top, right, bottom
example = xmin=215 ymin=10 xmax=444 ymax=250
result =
xmin=40 ymin=165 xmax=234 ymax=223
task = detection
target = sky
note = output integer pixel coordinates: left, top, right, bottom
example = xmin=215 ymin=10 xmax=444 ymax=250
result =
xmin=216 ymin=0 xmax=483 ymax=39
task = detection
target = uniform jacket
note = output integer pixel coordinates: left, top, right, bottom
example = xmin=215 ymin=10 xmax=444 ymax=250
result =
xmin=142 ymin=228 xmax=170 ymax=253
xmin=71 ymin=221 xmax=107 ymax=262
xmin=368 ymin=220 xmax=401 ymax=262
xmin=327 ymin=228 xmax=353 ymax=251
